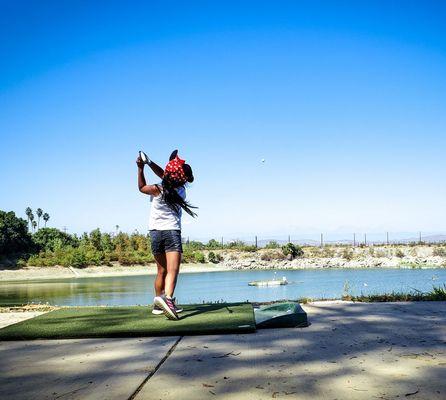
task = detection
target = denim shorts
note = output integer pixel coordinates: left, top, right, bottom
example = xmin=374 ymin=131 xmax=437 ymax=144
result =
xmin=150 ymin=230 xmax=183 ymax=254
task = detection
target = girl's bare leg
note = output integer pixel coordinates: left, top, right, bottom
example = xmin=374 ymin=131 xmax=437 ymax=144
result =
xmin=154 ymin=253 xmax=167 ymax=296
xmin=164 ymin=251 xmax=181 ymax=297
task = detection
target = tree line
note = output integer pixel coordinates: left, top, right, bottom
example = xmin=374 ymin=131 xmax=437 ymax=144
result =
xmin=0 ymin=209 xmax=226 ymax=267
xmin=0 ymin=209 xmax=303 ymax=268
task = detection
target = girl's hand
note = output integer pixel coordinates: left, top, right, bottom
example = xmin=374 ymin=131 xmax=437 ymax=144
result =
xmin=136 ymin=156 xmax=145 ymax=168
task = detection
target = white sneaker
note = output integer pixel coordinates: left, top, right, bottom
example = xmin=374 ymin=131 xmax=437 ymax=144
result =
xmin=152 ymin=304 xmax=164 ymax=315
xmin=172 ymin=297 xmax=183 ymax=313
xmin=152 ymin=297 xmax=183 ymax=316
xmin=154 ymin=295 xmax=179 ymax=320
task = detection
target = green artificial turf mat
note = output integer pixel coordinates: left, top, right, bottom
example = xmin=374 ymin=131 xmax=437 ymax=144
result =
xmin=0 ymin=303 xmax=255 ymax=340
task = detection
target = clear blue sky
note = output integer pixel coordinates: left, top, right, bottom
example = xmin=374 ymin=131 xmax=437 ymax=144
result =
xmin=1 ymin=1 xmax=445 ymax=241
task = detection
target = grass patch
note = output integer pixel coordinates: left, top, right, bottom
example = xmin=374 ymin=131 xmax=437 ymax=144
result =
xmin=0 ymin=303 xmax=255 ymax=340
xmin=343 ymin=285 xmax=446 ymax=302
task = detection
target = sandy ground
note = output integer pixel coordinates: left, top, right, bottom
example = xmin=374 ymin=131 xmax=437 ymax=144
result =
xmin=0 ymin=312 xmax=46 ymax=329
xmin=0 ymin=263 xmax=233 ymax=282
xmin=0 ymin=301 xmax=445 ymax=400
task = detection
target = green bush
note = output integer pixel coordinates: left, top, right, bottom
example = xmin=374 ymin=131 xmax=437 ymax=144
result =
xmin=117 ymin=251 xmax=137 ymax=265
xmin=27 ymin=254 xmax=41 ymax=266
xmin=227 ymin=240 xmax=246 ymax=249
xmin=84 ymin=248 xmax=104 ymax=265
xmin=0 ymin=210 xmax=34 ymax=256
xmin=130 ymin=233 xmax=150 ymax=252
xmin=281 ymin=243 xmax=304 ymax=258
xmin=206 ymin=239 xmax=221 ymax=249
xmin=430 ymin=284 xmax=446 ymax=300
xmin=227 ymin=240 xmax=243 ymax=248
xmin=194 ymin=251 xmax=206 ymax=263
xmin=224 ymin=240 xmax=257 ymax=252
xmin=89 ymin=228 xmax=102 ymax=250
xmin=208 ymin=251 xmax=223 ymax=263
xmin=260 ymin=250 xmax=286 ymax=261
xmin=346 ymin=285 xmax=446 ymax=302
xmin=265 ymin=240 xmax=280 ymax=249
xmin=181 ymin=246 xmax=194 ymax=263
xmin=68 ymin=248 xmax=88 ymax=268
xmin=53 ymin=247 xmax=88 ymax=268
xmin=177 ymin=250 xmax=205 ymax=263
xmin=79 ymin=232 xmax=90 ymax=247
xmin=101 ymin=233 xmax=114 ymax=252
xmin=186 ymin=241 xmax=206 ymax=250
xmin=33 ymin=228 xmax=76 ymax=252
xmin=9 ymin=225 xmax=159 ymax=268
xmin=241 ymin=245 xmax=257 ymax=252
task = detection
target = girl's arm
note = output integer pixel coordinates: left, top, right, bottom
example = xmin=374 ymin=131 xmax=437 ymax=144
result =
xmin=136 ymin=157 xmax=161 ymax=196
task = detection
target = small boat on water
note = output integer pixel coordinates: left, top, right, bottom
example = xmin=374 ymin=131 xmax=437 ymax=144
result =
xmin=248 ymin=276 xmax=288 ymax=287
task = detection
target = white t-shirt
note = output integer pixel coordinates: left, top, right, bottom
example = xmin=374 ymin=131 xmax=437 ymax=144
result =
xmin=149 ymin=185 xmax=186 ymax=231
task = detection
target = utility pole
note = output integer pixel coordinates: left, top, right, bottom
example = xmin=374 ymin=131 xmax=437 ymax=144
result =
xmin=320 ymin=233 xmax=324 ymax=247
xmin=386 ymin=232 xmax=389 ymax=245
xmin=353 ymin=233 xmax=356 ymax=247
xmin=255 ymin=235 xmax=258 ymax=248
xmin=288 ymin=235 xmax=291 ymax=244
xmin=221 ymin=236 xmax=224 ymax=247
xmin=419 ymin=231 xmax=422 ymax=244
xmin=364 ymin=233 xmax=367 ymax=246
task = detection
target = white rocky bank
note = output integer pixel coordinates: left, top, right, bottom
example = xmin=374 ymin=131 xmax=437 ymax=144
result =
xmin=219 ymin=252 xmax=446 ymax=270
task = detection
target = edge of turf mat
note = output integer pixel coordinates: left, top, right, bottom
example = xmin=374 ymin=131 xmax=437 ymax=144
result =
xmin=255 ymin=302 xmax=309 ymax=328
xmin=0 ymin=303 xmax=256 ymax=340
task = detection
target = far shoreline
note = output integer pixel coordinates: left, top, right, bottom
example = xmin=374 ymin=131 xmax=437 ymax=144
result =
xmin=0 ymin=264 xmax=233 ymax=282
xmin=0 ymin=262 xmax=444 ymax=283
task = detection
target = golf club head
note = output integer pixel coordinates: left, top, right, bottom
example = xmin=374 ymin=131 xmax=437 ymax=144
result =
xmin=139 ymin=151 xmax=150 ymax=165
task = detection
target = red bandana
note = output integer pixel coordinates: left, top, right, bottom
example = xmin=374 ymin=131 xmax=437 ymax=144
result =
xmin=164 ymin=155 xmax=187 ymax=184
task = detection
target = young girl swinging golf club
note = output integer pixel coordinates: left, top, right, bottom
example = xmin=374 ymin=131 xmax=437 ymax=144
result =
xmin=136 ymin=150 xmax=196 ymax=320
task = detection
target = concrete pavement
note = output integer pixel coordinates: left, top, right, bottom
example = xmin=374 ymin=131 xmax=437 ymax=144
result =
xmin=137 ymin=301 xmax=446 ymax=400
xmin=0 ymin=337 xmax=180 ymax=400
xmin=1 ymin=301 xmax=445 ymax=400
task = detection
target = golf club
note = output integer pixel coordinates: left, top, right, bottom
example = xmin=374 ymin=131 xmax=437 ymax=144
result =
xmin=139 ymin=150 xmax=152 ymax=165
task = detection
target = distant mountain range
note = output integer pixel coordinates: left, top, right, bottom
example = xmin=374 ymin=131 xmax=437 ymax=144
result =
xmin=397 ymin=234 xmax=446 ymax=244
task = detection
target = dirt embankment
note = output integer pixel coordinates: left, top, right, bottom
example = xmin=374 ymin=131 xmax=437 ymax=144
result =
xmin=217 ymin=244 xmax=446 ymax=270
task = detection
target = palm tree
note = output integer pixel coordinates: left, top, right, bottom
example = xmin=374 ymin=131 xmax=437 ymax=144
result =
xmin=25 ymin=207 xmax=33 ymax=231
xmin=43 ymin=213 xmax=50 ymax=228
xmin=32 ymin=220 xmax=37 ymax=232
xmin=36 ymin=208 xmax=43 ymax=230
xmin=29 ymin=213 xmax=35 ymax=232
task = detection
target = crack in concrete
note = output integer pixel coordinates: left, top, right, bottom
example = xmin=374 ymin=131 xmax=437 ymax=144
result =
xmin=127 ymin=336 xmax=183 ymax=400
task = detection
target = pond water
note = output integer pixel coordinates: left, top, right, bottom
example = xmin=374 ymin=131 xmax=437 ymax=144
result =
xmin=0 ymin=268 xmax=444 ymax=306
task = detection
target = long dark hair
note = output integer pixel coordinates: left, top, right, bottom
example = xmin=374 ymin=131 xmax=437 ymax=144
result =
xmin=158 ymin=161 xmax=197 ymax=218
